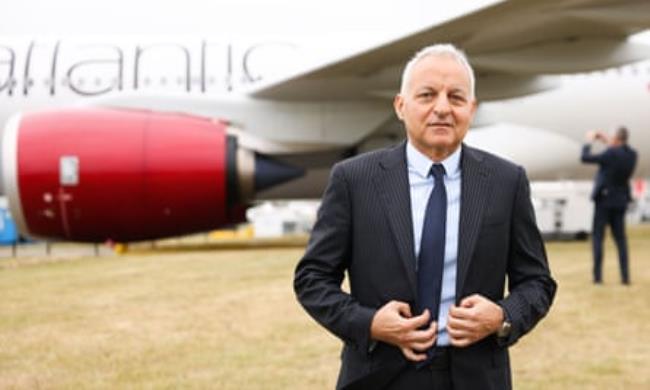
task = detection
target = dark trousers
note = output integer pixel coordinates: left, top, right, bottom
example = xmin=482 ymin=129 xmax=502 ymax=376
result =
xmin=592 ymin=204 xmax=630 ymax=283
xmin=385 ymin=348 xmax=452 ymax=390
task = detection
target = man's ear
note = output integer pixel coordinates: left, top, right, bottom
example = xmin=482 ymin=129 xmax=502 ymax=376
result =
xmin=393 ymin=94 xmax=404 ymax=120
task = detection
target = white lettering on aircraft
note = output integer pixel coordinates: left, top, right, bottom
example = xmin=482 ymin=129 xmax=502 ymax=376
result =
xmin=0 ymin=39 xmax=301 ymax=97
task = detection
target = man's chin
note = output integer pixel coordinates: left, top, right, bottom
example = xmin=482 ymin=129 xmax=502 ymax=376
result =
xmin=426 ymin=140 xmax=457 ymax=152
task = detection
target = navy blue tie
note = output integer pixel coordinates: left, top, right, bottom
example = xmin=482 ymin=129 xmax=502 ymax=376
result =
xmin=416 ymin=163 xmax=446 ymax=364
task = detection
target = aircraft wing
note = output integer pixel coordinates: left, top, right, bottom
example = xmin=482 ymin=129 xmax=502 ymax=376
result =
xmin=249 ymin=0 xmax=650 ymax=101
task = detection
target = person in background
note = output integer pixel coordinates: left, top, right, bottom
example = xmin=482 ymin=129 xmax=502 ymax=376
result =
xmin=581 ymin=127 xmax=638 ymax=285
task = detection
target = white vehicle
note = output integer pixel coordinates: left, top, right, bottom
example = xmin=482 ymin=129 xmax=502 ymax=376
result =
xmin=531 ymin=181 xmax=593 ymax=240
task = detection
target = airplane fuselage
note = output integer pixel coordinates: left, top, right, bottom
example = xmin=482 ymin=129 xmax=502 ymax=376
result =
xmin=2 ymin=37 xmax=648 ymax=185
xmin=471 ymin=68 xmax=650 ymax=179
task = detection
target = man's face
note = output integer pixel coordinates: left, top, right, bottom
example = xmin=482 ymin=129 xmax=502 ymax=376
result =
xmin=394 ymin=55 xmax=477 ymax=161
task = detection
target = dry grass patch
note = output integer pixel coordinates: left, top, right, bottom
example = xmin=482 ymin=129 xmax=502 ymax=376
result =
xmin=511 ymin=225 xmax=650 ymax=390
xmin=1 ymin=226 xmax=649 ymax=389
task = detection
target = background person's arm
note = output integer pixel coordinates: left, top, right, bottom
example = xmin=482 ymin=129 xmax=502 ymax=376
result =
xmin=581 ymin=130 xmax=612 ymax=164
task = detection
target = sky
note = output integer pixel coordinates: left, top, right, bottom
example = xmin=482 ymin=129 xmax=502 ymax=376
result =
xmin=1 ymin=0 xmax=648 ymax=84
xmin=3 ymin=0 xmax=648 ymax=55
xmin=0 ymin=0 xmax=498 ymax=38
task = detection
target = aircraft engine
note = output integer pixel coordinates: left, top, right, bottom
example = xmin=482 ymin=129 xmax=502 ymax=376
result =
xmin=0 ymin=108 xmax=303 ymax=242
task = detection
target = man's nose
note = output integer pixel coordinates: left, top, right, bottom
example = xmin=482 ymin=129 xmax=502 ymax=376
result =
xmin=433 ymin=96 xmax=451 ymax=116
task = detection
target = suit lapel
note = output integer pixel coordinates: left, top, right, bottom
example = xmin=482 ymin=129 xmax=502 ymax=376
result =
xmin=373 ymin=142 xmax=417 ymax=297
xmin=456 ymin=145 xmax=491 ymax=297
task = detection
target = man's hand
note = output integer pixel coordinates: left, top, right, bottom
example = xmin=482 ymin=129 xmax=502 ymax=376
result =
xmin=586 ymin=130 xmax=608 ymax=143
xmin=585 ymin=131 xmax=599 ymax=142
xmin=596 ymin=131 xmax=610 ymax=143
xmin=370 ymin=301 xmax=437 ymax=362
xmin=447 ymin=294 xmax=504 ymax=348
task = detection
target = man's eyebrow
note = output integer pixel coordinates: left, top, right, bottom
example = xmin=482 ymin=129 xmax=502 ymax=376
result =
xmin=449 ymin=86 xmax=469 ymax=95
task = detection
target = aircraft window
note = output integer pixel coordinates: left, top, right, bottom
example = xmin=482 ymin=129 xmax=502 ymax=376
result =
xmin=160 ymin=77 xmax=167 ymax=86
xmin=43 ymin=78 xmax=50 ymax=87
xmin=208 ymin=77 xmax=215 ymax=85
xmin=27 ymin=78 xmax=34 ymax=87
xmin=143 ymin=77 xmax=151 ymax=86
xmin=176 ymin=77 xmax=184 ymax=85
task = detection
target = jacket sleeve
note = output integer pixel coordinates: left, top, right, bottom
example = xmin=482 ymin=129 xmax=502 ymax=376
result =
xmin=498 ymin=167 xmax=557 ymax=347
xmin=293 ymin=163 xmax=376 ymax=353
xmin=580 ymin=144 xmax=610 ymax=164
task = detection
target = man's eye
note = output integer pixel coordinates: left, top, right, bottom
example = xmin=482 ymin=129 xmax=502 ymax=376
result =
xmin=450 ymin=94 xmax=466 ymax=102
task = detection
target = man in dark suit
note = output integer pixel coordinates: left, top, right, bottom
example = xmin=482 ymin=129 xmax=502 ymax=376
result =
xmin=581 ymin=128 xmax=637 ymax=285
xmin=294 ymin=44 xmax=556 ymax=390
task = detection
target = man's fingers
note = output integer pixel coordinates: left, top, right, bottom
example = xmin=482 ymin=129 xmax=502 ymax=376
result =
xmin=403 ymin=322 xmax=437 ymax=343
xmin=460 ymin=293 xmax=485 ymax=308
xmin=395 ymin=301 xmax=413 ymax=319
xmin=447 ymin=313 xmax=473 ymax=330
xmin=408 ymin=335 xmax=437 ymax=352
xmin=371 ymin=301 xmax=418 ymax=344
xmin=447 ymin=324 xmax=473 ymax=340
xmin=447 ymin=314 xmax=477 ymax=346
xmin=399 ymin=319 xmax=436 ymax=359
xmin=449 ymin=305 xmax=472 ymax=320
xmin=586 ymin=131 xmax=596 ymax=141
xmin=449 ymin=336 xmax=472 ymax=348
xmin=460 ymin=298 xmax=475 ymax=308
xmin=400 ymin=347 xmax=427 ymax=362
xmin=403 ymin=309 xmax=430 ymax=329
xmin=448 ymin=321 xmax=476 ymax=347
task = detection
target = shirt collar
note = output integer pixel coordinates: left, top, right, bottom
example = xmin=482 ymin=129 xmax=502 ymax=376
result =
xmin=406 ymin=141 xmax=462 ymax=178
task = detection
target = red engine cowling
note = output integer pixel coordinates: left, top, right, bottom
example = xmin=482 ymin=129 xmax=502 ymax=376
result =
xmin=1 ymin=108 xmax=301 ymax=242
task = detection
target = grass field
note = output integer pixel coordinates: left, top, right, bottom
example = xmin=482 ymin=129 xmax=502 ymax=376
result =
xmin=1 ymin=226 xmax=649 ymax=389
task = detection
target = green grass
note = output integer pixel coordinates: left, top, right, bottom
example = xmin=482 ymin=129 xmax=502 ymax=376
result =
xmin=1 ymin=226 xmax=649 ymax=389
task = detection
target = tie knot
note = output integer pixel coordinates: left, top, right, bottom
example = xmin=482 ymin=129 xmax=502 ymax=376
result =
xmin=430 ymin=164 xmax=446 ymax=181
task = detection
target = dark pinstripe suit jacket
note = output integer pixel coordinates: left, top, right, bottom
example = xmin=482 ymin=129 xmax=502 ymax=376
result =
xmin=294 ymin=142 xmax=556 ymax=390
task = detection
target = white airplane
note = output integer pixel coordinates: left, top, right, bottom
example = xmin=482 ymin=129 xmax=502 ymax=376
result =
xmin=1 ymin=0 xmax=649 ymax=242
